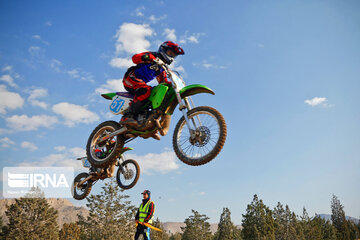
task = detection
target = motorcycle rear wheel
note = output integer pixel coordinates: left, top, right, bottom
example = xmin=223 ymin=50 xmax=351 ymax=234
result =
xmin=116 ymin=159 xmax=140 ymax=190
xmin=86 ymin=121 xmax=124 ymax=168
xmin=72 ymin=172 xmax=92 ymax=200
xmin=173 ymin=106 xmax=227 ymax=166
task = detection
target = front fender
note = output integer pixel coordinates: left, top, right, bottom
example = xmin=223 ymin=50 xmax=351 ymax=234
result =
xmin=165 ymin=84 xmax=215 ymax=115
xmin=179 ymin=84 xmax=215 ymax=98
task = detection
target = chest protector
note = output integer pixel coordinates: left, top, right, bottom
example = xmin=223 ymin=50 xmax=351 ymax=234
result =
xmin=139 ymin=200 xmax=154 ymax=224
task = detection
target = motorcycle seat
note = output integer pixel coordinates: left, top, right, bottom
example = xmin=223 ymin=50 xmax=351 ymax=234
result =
xmin=116 ymin=92 xmax=134 ymax=99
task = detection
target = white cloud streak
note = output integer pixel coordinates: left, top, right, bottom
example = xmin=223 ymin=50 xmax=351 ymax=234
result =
xmin=95 ymin=79 xmax=126 ymax=94
xmin=6 ymin=114 xmax=58 ymax=131
xmin=27 ymin=87 xmax=48 ymax=109
xmin=126 ymin=149 xmax=180 ymax=174
xmin=52 ymin=102 xmax=100 ymax=127
xmin=0 ymin=85 xmax=24 ymax=114
xmin=0 ymin=74 xmax=17 ymax=88
xmin=0 ymin=137 xmax=15 ymax=149
xmin=21 ymin=141 xmax=38 ymax=151
xmin=304 ymin=97 xmax=328 ymax=107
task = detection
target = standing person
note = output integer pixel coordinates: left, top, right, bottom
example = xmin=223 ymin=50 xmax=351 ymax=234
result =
xmin=135 ymin=190 xmax=155 ymax=240
xmin=121 ymin=41 xmax=185 ymax=127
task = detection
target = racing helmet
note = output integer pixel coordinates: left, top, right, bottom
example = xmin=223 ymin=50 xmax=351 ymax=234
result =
xmin=158 ymin=41 xmax=184 ymax=64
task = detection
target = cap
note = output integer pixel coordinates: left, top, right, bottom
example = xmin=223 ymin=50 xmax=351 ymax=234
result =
xmin=141 ymin=190 xmax=151 ymax=195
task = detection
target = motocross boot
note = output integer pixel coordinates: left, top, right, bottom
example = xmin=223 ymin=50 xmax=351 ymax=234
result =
xmin=120 ymin=101 xmax=143 ymax=127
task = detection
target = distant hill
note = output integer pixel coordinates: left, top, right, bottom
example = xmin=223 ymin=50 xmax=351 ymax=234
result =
xmin=318 ymin=214 xmax=359 ymax=224
xmin=162 ymin=222 xmax=220 ymax=235
xmin=0 ymin=198 xmax=88 ymax=228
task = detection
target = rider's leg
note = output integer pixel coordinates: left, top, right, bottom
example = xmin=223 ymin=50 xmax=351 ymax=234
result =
xmin=121 ymin=84 xmax=151 ymax=126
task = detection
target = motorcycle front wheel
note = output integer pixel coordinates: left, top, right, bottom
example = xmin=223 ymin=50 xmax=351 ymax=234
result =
xmin=116 ymin=159 xmax=140 ymax=190
xmin=86 ymin=121 xmax=124 ymax=168
xmin=72 ymin=172 xmax=92 ymax=200
xmin=173 ymin=106 xmax=227 ymax=166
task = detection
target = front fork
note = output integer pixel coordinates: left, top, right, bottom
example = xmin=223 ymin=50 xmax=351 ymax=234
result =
xmin=175 ymin=92 xmax=200 ymax=139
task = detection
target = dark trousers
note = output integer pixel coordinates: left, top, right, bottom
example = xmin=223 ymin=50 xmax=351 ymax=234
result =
xmin=134 ymin=225 xmax=150 ymax=240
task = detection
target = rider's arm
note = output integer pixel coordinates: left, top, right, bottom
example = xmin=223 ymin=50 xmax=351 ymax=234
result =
xmin=156 ymin=71 xmax=171 ymax=84
xmin=132 ymin=52 xmax=156 ymax=64
xmin=144 ymin=202 xmax=155 ymax=223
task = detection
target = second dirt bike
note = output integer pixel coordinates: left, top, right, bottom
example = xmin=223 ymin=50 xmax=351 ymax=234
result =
xmin=72 ymin=147 xmax=139 ymax=200
xmin=86 ymin=60 xmax=227 ymax=168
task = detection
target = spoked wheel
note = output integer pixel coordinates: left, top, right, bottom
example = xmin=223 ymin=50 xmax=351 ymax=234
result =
xmin=116 ymin=159 xmax=140 ymax=190
xmin=173 ymin=106 xmax=227 ymax=166
xmin=86 ymin=121 xmax=125 ymax=168
xmin=72 ymin=172 xmax=93 ymax=200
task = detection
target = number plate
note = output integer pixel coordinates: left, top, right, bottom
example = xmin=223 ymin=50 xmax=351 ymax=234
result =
xmin=109 ymin=96 xmax=126 ymax=115
xmin=82 ymin=158 xmax=91 ymax=168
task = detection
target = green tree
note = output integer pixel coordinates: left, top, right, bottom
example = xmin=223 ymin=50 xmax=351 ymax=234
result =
xmin=169 ymin=233 xmax=182 ymax=240
xmin=347 ymin=219 xmax=360 ymax=240
xmin=151 ymin=217 xmax=170 ymax=240
xmin=2 ymin=196 xmax=59 ymax=239
xmin=213 ymin=207 xmax=240 ymax=240
xmin=78 ymin=179 xmax=137 ymax=240
xmin=331 ymin=195 xmax=350 ymax=240
xmin=241 ymin=194 xmax=275 ymax=240
xmin=181 ymin=210 xmax=212 ymax=240
xmin=59 ymin=222 xmax=81 ymax=240
xmin=273 ymin=203 xmax=301 ymax=240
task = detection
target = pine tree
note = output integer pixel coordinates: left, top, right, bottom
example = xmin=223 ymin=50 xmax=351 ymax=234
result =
xmin=151 ymin=217 xmax=170 ymax=240
xmin=78 ymin=179 xmax=137 ymax=240
xmin=273 ymin=203 xmax=302 ymax=240
xmin=241 ymin=194 xmax=275 ymax=240
xmin=169 ymin=233 xmax=182 ymax=240
xmin=181 ymin=209 xmax=212 ymax=240
xmin=59 ymin=222 xmax=81 ymax=240
xmin=331 ymin=194 xmax=350 ymax=240
xmin=2 ymin=195 xmax=59 ymax=239
xmin=214 ymin=207 xmax=240 ymax=240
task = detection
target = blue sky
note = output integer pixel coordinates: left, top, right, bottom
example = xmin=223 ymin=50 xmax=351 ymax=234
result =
xmin=1 ymin=0 xmax=359 ymax=224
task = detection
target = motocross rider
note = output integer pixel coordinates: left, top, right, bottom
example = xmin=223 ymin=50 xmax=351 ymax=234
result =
xmin=120 ymin=41 xmax=185 ymax=130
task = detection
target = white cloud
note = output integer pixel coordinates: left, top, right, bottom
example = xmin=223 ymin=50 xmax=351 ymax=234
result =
xmin=109 ymin=57 xmax=133 ymax=69
xmin=0 ymin=137 xmax=15 ymax=149
xmin=29 ymin=46 xmax=42 ymax=56
xmin=54 ymin=146 xmax=66 ymax=152
xmin=67 ymin=68 xmax=95 ymax=83
xmin=18 ymin=146 xmax=85 ymax=170
xmin=32 ymin=35 xmax=49 ymax=45
xmin=21 ymin=141 xmax=38 ymax=151
xmin=95 ymin=79 xmax=126 ymax=94
xmin=2 ymin=65 xmax=13 ymax=72
xmin=27 ymin=87 xmax=48 ymax=109
xmin=193 ymin=61 xmax=227 ymax=70
xmin=149 ymin=14 xmax=167 ymax=23
xmin=163 ymin=28 xmax=177 ymax=41
xmin=126 ymin=149 xmax=180 ymax=174
xmin=179 ymin=32 xmax=203 ymax=44
xmin=52 ymin=102 xmax=100 ymax=127
xmin=6 ymin=114 xmax=58 ymax=131
xmin=45 ymin=21 xmax=52 ymax=26
xmin=0 ymin=85 xmax=24 ymax=114
xmin=114 ymin=22 xmax=153 ymax=55
xmin=134 ymin=6 xmax=145 ymax=17
xmin=304 ymin=97 xmax=328 ymax=107
xmin=0 ymin=74 xmax=17 ymax=87
xmin=49 ymin=59 xmax=62 ymax=72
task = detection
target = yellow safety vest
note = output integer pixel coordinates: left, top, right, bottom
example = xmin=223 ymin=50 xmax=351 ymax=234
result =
xmin=138 ymin=200 xmax=155 ymax=224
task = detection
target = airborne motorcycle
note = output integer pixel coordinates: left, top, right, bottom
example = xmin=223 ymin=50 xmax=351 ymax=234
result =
xmin=86 ymin=61 xmax=227 ymax=168
xmin=72 ymin=147 xmax=139 ymax=200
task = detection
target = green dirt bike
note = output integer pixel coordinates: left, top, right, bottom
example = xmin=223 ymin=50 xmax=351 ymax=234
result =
xmin=86 ymin=60 xmax=227 ymax=168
